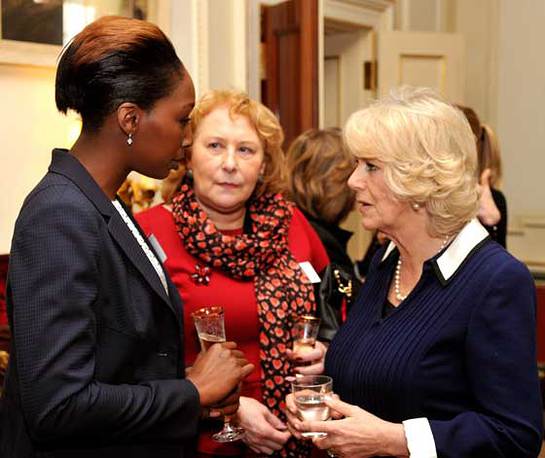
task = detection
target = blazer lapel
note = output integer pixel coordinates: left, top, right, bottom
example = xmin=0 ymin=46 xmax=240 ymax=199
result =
xmin=48 ymin=149 xmax=176 ymax=315
xmin=107 ymin=214 xmax=174 ymax=312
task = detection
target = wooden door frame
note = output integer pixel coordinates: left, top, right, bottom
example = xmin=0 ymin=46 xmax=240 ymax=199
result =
xmin=248 ymin=0 xmax=395 ymax=127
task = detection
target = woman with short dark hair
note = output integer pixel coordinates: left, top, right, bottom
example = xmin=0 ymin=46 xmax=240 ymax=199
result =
xmin=1 ymin=16 xmax=253 ymax=458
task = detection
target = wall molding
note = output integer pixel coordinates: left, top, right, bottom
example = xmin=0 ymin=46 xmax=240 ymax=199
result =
xmin=324 ymin=0 xmax=394 ymax=28
xmin=508 ymin=215 xmax=545 ymax=275
xmin=0 ymin=40 xmax=59 ymax=68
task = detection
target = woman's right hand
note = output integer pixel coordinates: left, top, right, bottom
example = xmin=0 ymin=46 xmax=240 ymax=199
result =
xmin=186 ymin=341 xmax=254 ymax=406
xmin=478 ymin=168 xmax=501 ymax=226
xmin=287 ymin=340 xmax=327 ymax=375
xmin=289 ymin=396 xmax=409 ymax=458
xmin=285 ymin=392 xmax=343 ymax=440
xmin=236 ymin=396 xmax=291 ymax=455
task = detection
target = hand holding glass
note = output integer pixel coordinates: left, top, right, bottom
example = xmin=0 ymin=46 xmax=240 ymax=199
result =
xmin=191 ymin=306 xmax=244 ymax=442
xmin=291 ymin=375 xmax=333 ymax=438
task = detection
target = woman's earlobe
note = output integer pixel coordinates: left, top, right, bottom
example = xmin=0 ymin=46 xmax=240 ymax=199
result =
xmin=117 ymin=102 xmax=140 ymax=136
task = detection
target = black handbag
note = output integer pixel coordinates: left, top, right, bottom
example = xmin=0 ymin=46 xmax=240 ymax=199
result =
xmin=316 ymin=263 xmax=357 ymax=341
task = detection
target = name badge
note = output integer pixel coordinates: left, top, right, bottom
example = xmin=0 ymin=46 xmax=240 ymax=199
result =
xmin=299 ymin=261 xmax=321 ymax=284
xmin=148 ymin=234 xmax=167 ymax=263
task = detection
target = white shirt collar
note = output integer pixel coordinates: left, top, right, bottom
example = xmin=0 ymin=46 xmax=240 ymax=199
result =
xmin=380 ymin=218 xmax=490 ymax=283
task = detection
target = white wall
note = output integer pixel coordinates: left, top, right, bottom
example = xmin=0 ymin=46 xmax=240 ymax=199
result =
xmin=0 ymin=65 xmax=78 ymax=253
xmin=207 ymin=0 xmax=247 ymax=92
xmin=455 ymin=0 xmax=499 ymax=127
xmin=496 ymin=0 xmax=545 ymax=269
xmin=497 ymin=0 xmax=545 ymax=218
xmin=401 ymin=0 xmax=545 ymax=270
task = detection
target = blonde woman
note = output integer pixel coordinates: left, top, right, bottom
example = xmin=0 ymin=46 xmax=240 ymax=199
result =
xmin=286 ymin=87 xmax=542 ymax=457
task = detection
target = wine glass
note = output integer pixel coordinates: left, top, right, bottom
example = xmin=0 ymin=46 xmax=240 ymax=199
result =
xmin=291 ymin=375 xmax=333 ymax=438
xmin=292 ymin=315 xmax=321 ymax=365
xmin=191 ymin=306 xmax=245 ymax=442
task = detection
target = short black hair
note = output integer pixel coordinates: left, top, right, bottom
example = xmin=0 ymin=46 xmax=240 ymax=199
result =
xmin=56 ymin=15 xmax=185 ymax=131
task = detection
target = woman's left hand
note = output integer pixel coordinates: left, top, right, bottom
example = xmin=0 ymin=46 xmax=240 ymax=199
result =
xmin=236 ymin=396 xmax=291 ymax=455
xmin=287 ymin=340 xmax=327 ymax=375
xmin=298 ymin=397 xmax=409 ymax=458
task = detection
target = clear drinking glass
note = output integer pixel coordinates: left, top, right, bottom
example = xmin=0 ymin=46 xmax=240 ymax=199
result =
xmin=191 ymin=306 xmax=245 ymax=442
xmin=291 ymin=375 xmax=333 ymax=438
xmin=292 ymin=315 xmax=321 ymax=361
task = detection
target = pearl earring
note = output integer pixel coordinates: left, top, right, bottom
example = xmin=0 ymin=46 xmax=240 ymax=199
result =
xmin=412 ymin=202 xmax=420 ymax=211
xmin=127 ymin=133 xmax=133 ymax=146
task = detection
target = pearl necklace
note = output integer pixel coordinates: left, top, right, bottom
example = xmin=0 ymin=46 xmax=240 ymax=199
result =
xmin=394 ymin=234 xmax=451 ymax=302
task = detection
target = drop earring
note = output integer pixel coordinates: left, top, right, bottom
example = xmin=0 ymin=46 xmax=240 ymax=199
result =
xmin=127 ymin=133 xmax=133 ymax=146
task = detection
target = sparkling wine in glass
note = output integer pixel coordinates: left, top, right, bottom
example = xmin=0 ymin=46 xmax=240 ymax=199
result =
xmin=292 ymin=375 xmax=332 ymax=438
xmin=292 ymin=315 xmax=321 ymax=364
xmin=198 ymin=333 xmax=226 ymax=351
xmin=191 ymin=306 xmax=244 ymax=443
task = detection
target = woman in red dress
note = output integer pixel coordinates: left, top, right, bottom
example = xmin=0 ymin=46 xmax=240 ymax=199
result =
xmin=136 ymin=90 xmax=329 ymax=457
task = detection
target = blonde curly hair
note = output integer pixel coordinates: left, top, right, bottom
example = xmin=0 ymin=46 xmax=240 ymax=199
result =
xmin=344 ymin=86 xmax=479 ymax=237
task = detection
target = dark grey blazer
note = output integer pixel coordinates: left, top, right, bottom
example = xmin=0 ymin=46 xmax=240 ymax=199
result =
xmin=1 ymin=149 xmax=200 ymax=457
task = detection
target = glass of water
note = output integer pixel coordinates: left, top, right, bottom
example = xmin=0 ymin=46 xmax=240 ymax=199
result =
xmin=291 ymin=375 xmax=333 ymax=438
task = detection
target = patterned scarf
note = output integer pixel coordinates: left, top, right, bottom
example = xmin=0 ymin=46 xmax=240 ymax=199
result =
xmin=172 ymin=177 xmax=315 ymax=457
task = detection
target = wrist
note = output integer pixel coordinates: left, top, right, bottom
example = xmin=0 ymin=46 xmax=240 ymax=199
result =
xmin=381 ymin=421 xmax=409 ymax=457
xmin=186 ymin=375 xmax=210 ymax=407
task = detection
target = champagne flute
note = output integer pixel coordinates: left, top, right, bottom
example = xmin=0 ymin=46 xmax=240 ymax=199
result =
xmin=292 ymin=315 xmax=321 ymax=365
xmin=191 ymin=306 xmax=245 ymax=442
xmin=291 ymin=375 xmax=333 ymax=438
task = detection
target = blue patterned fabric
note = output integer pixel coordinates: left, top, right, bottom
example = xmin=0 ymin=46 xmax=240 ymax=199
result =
xmin=326 ymin=229 xmax=542 ymax=457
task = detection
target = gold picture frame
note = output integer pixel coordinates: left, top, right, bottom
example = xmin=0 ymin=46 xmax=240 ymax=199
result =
xmin=0 ymin=0 xmax=155 ymax=68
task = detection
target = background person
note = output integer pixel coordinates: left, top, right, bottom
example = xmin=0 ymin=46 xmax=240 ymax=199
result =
xmin=457 ymin=105 xmax=507 ymax=247
xmin=286 ymin=128 xmax=360 ymax=338
xmin=136 ymin=89 xmax=329 ymax=457
xmin=286 ymin=87 xmax=542 ymax=457
xmin=286 ymin=128 xmax=356 ymax=279
xmin=0 ymin=16 xmax=253 ymax=458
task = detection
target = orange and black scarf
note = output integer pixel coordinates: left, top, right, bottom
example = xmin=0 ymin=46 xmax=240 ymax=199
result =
xmin=172 ymin=177 xmax=315 ymax=457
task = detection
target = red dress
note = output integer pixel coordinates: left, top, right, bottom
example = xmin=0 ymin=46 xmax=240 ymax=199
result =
xmin=136 ymin=205 xmax=329 ymax=456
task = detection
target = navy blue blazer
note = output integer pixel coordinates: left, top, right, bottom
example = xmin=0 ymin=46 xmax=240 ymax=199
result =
xmin=1 ymin=149 xmax=200 ymax=457
xmin=326 ymin=219 xmax=543 ymax=457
